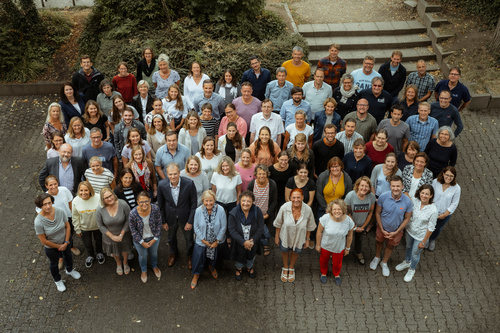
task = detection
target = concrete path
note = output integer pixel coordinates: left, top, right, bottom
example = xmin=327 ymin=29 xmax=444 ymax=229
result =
xmin=0 ymin=95 xmax=499 ymax=331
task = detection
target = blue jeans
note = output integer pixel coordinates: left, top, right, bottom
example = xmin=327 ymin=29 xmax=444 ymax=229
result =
xmin=260 ymin=225 xmax=271 ymax=246
xmin=405 ymin=233 xmax=426 ymax=270
xmin=134 ymin=237 xmax=160 ymax=272
xmin=236 ymin=256 xmax=256 ymax=270
xmin=430 ymin=215 xmax=452 ymax=241
xmin=44 ymin=245 xmax=73 ymax=282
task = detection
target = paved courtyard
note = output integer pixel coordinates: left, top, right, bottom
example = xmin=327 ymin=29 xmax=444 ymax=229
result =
xmin=0 ymin=95 xmax=498 ymax=332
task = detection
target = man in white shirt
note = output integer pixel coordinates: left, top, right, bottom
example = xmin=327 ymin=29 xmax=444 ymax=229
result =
xmin=249 ymin=99 xmax=284 ymax=147
xmin=302 ymin=68 xmax=333 ymax=121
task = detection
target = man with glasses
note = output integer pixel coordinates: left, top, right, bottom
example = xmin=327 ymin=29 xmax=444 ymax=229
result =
xmin=431 ymin=90 xmax=464 ymax=137
xmin=434 ymin=67 xmax=471 ymax=111
xmin=360 ymin=77 xmax=392 ymax=124
xmin=343 ymin=98 xmax=378 ymax=142
xmin=350 ymin=55 xmax=381 ymax=91
xmin=82 ymin=128 xmax=118 ymax=179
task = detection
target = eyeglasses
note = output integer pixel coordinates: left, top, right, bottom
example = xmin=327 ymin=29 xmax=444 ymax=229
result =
xmin=138 ymin=200 xmax=150 ymax=205
xmin=103 ymin=195 xmax=114 ymax=201
xmin=357 ymin=104 xmax=369 ymax=107
xmin=372 ymin=85 xmax=382 ymax=87
xmin=449 ymin=73 xmax=460 ymax=76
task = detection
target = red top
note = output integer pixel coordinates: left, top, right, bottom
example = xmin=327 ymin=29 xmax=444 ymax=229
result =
xmin=112 ymin=74 xmax=138 ymax=102
xmin=365 ymin=141 xmax=394 ymax=168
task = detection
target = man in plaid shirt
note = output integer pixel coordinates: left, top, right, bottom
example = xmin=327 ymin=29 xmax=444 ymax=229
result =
xmin=317 ymin=43 xmax=347 ymax=91
xmin=405 ymin=60 xmax=435 ymax=102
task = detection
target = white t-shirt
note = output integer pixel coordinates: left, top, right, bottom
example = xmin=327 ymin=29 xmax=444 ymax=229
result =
xmin=195 ymin=152 xmax=222 ymax=182
xmin=319 ymin=214 xmax=355 ymax=253
xmin=285 ymin=124 xmax=313 ymax=148
xmin=211 ymin=172 xmax=242 ymax=204
xmin=183 ymin=74 xmax=210 ymax=110
xmin=35 ymin=186 xmax=73 ymax=217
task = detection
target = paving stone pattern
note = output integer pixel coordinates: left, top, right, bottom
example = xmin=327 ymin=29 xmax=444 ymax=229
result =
xmin=0 ymin=95 xmax=498 ymax=332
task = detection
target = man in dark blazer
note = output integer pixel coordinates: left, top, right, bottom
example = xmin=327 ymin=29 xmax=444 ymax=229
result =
xmin=38 ymin=144 xmax=85 ymax=195
xmin=158 ymin=162 xmax=197 ymax=268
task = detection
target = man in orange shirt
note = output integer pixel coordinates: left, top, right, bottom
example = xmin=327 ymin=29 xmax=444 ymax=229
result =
xmin=281 ymin=46 xmax=311 ymax=88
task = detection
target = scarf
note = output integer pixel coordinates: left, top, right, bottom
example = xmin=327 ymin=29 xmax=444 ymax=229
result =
xmin=236 ymin=204 xmax=256 ymax=226
xmin=131 ymin=161 xmax=151 ymax=191
xmin=218 ymin=84 xmax=238 ymax=100
xmin=339 ymin=83 xmax=358 ymax=104
xmin=138 ymin=58 xmax=157 ymax=78
xmin=203 ymin=204 xmax=218 ymax=260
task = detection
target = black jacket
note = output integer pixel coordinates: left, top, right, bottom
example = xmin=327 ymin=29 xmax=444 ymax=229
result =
xmin=131 ymin=93 xmax=154 ymax=124
xmin=38 ymin=157 xmax=85 ymax=195
xmin=378 ymin=61 xmax=407 ymax=97
xmin=72 ymin=67 xmax=104 ymax=101
xmin=157 ymin=177 xmax=197 ymax=226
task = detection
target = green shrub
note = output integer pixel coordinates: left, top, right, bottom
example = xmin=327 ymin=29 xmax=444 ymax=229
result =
xmin=440 ymin=0 xmax=500 ymax=27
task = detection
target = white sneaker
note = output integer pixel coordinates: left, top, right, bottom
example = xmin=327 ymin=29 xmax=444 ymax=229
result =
xmin=55 ymin=280 xmax=66 ymax=292
xmin=381 ymin=262 xmax=390 ymax=277
xmin=66 ymin=269 xmax=81 ymax=280
xmin=428 ymin=240 xmax=436 ymax=251
xmin=369 ymin=257 xmax=381 ymax=270
xmin=404 ymin=269 xmax=416 ymax=282
xmin=395 ymin=261 xmax=411 ymax=271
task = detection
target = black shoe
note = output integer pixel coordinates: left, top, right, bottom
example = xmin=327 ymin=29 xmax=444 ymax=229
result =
xmin=235 ymin=268 xmax=242 ymax=281
xmin=96 ymin=253 xmax=105 ymax=265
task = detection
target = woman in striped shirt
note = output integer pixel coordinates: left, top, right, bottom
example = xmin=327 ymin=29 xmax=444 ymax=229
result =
xmin=114 ymin=168 xmax=143 ymax=209
xmin=84 ymin=156 xmax=115 ymax=194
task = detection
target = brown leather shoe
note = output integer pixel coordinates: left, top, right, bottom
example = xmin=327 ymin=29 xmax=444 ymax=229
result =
xmin=168 ymin=254 xmax=176 ymax=267
xmin=188 ymin=256 xmax=192 ymax=270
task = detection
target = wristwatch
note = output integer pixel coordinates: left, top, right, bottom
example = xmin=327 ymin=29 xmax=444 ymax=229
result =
xmin=345 ymin=247 xmax=350 ymax=251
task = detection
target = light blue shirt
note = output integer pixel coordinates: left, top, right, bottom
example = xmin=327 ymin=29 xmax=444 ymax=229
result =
xmin=58 ymin=159 xmax=74 ymax=193
xmin=302 ymin=81 xmax=333 ymax=119
xmin=280 ymin=99 xmax=312 ymax=128
xmin=154 ymin=143 xmax=190 ymax=175
xmin=350 ymin=68 xmax=381 ymax=91
xmin=193 ymin=93 xmax=225 ymax=120
xmin=377 ymin=191 xmax=413 ymax=232
xmin=169 ymin=179 xmax=181 ymax=206
xmin=265 ymin=80 xmax=293 ymax=112
xmin=406 ymin=115 xmax=439 ymax=151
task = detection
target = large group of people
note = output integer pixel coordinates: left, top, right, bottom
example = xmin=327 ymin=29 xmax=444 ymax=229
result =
xmin=35 ymin=45 xmax=463 ymax=292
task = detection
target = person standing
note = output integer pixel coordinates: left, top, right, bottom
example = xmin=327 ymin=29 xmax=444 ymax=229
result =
xmin=359 ymin=77 xmax=392 ymax=124
xmin=249 ymin=99 xmax=285 ymax=147
xmin=317 ymin=43 xmax=347 ymax=91
xmin=405 ymin=60 xmax=435 ymax=102
xmin=280 ymin=87 xmax=312 ymax=128
xmin=155 ymin=131 xmax=190 ymax=180
xmin=377 ymin=105 xmax=410 ymax=154
xmin=369 ymin=175 xmax=412 ymax=277
xmin=136 ymin=47 xmax=158 ymax=95
xmin=406 ymin=102 xmax=439 ymax=151
xmin=193 ymin=80 xmax=226 ymax=120
xmin=241 ymin=55 xmax=272 ymax=101
xmin=71 ymin=55 xmax=104 ymax=101
xmin=430 ymin=90 xmax=464 ymax=138
xmin=343 ymin=99 xmax=377 ymax=143
xmin=281 ymin=46 xmax=311 ymax=88
xmin=265 ymin=67 xmax=293 ymax=114
xmin=158 ymin=163 xmax=197 ymax=269
xmin=335 ymin=118 xmax=362 ymax=154
xmin=312 ymin=124 xmax=345 ymax=177
xmin=302 ymin=68 xmax=332 ymax=121
xmin=350 ymin=56 xmax=381 ymax=91
xmin=82 ymin=128 xmax=118 ymax=179
xmin=232 ymin=82 xmax=262 ymax=143
xmin=434 ymin=67 xmax=470 ymax=111
xmin=378 ymin=51 xmax=407 ymax=103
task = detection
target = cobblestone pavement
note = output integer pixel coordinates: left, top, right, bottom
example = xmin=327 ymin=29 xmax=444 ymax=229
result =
xmin=0 ymin=95 xmax=499 ymax=332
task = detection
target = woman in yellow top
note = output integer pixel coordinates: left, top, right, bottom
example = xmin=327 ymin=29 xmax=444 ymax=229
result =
xmin=316 ymin=156 xmax=353 ymax=224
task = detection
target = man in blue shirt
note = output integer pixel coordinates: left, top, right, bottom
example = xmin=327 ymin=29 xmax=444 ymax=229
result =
xmin=241 ymin=55 xmax=271 ymax=101
xmin=193 ymin=80 xmax=225 ymax=120
xmin=280 ymin=86 xmax=312 ymax=128
xmin=265 ymin=67 xmax=293 ymax=114
xmin=431 ymin=90 xmax=464 ymax=137
xmin=370 ymin=175 xmax=412 ymax=277
xmin=434 ymin=67 xmax=471 ymax=111
xmin=155 ymin=131 xmax=190 ymax=180
xmin=406 ymin=102 xmax=439 ymax=151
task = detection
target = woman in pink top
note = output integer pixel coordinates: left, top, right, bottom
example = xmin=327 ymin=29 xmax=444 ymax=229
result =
xmin=249 ymin=126 xmax=281 ymax=167
xmin=235 ymin=148 xmax=255 ymax=191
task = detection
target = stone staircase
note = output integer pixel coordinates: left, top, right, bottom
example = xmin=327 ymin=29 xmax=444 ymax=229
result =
xmin=298 ymin=20 xmax=447 ymax=73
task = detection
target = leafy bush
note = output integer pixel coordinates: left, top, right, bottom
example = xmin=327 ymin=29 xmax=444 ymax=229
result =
xmin=0 ymin=1 xmax=72 ymax=82
xmin=440 ymin=0 xmax=500 ymax=27
xmin=91 ymin=17 xmax=307 ymax=85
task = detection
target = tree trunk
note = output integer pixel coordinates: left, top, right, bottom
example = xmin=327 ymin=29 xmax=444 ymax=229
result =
xmin=490 ymin=18 xmax=500 ymax=55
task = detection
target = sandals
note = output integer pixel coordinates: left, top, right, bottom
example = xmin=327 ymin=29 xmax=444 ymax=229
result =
xmin=190 ymin=279 xmax=198 ymax=289
xmin=123 ymin=264 xmax=130 ymax=275
xmin=356 ymin=253 xmax=365 ymax=265
xmin=263 ymin=245 xmax=271 ymax=256
xmin=281 ymin=268 xmax=289 ymax=282
xmin=247 ymin=267 xmax=256 ymax=279
xmin=235 ymin=268 xmax=243 ymax=281
xmin=208 ymin=265 xmax=218 ymax=279
xmin=288 ymin=268 xmax=295 ymax=282
xmin=116 ymin=265 xmax=123 ymax=276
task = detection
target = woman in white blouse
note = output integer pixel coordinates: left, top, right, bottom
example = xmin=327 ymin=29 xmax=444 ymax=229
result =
xmin=178 ymin=111 xmax=207 ymax=156
xmin=428 ymin=166 xmax=461 ymax=251
xmin=395 ymin=184 xmax=438 ymax=282
xmin=183 ymin=62 xmax=210 ymax=110
xmin=196 ymin=136 xmax=223 ymax=182
xmin=162 ymin=84 xmax=189 ymax=132
xmin=274 ymin=188 xmax=316 ymax=283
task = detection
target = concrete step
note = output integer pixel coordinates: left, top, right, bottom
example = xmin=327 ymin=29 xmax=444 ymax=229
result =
xmin=310 ymin=61 xmax=440 ymax=75
xmin=298 ymin=21 xmax=426 ymax=37
xmin=424 ymin=4 xmax=442 ymax=13
xmin=307 ymin=47 xmax=437 ymax=64
xmin=306 ymin=34 xmax=431 ymax=52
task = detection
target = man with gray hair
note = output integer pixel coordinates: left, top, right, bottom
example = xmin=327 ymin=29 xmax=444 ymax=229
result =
xmin=359 ymin=77 xmax=392 ymax=124
xmin=350 ymin=55 xmax=381 ymax=91
xmin=281 ymin=46 xmax=311 ymax=88
xmin=317 ymin=43 xmax=347 ymax=90
xmin=265 ymin=67 xmax=293 ymax=114
xmin=302 ymin=68 xmax=333 ymax=120
xmin=82 ymin=127 xmax=118 ymax=179
xmin=158 ymin=162 xmax=197 ymax=268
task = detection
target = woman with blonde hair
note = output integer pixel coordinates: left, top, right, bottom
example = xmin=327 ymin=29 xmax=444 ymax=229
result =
xmin=125 ymin=145 xmax=157 ymax=198
xmin=147 ymin=113 xmax=169 ymax=162
xmin=43 ymin=102 xmax=67 ymax=150
xmin=64 ymin=117 xmax=90 ymax=157
xmin=211 ymin=156 xmax=242 ymax=218
xmin=195 ymin=136 xmax=223 ymax=182
xmin=162 ymin=83 xmax=189 ymax=131
xmin=180 ymin=155 xmax=210 ymax=207
xmin=179 ymin=111 xmax=207 ymax=155
xmin=85 ymin=156 xmax=115 ymax=194
xmin=287 ymin=133 xmax=315 ymax=177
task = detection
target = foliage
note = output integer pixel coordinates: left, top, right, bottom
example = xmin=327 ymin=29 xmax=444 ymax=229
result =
xmin=0 ymin=1 xmax=72 ymax=82
xmin=91 ymin=16 xmax=307 ymax=85
xmin=440 ymin=0 xmax=500 ymax=27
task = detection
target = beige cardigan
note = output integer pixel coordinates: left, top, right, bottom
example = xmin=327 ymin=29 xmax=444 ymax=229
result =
xmin=146 ymin=131 xmax=166 ymax=162
xmin=274 ymin=201 xmax=316 ymax=251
